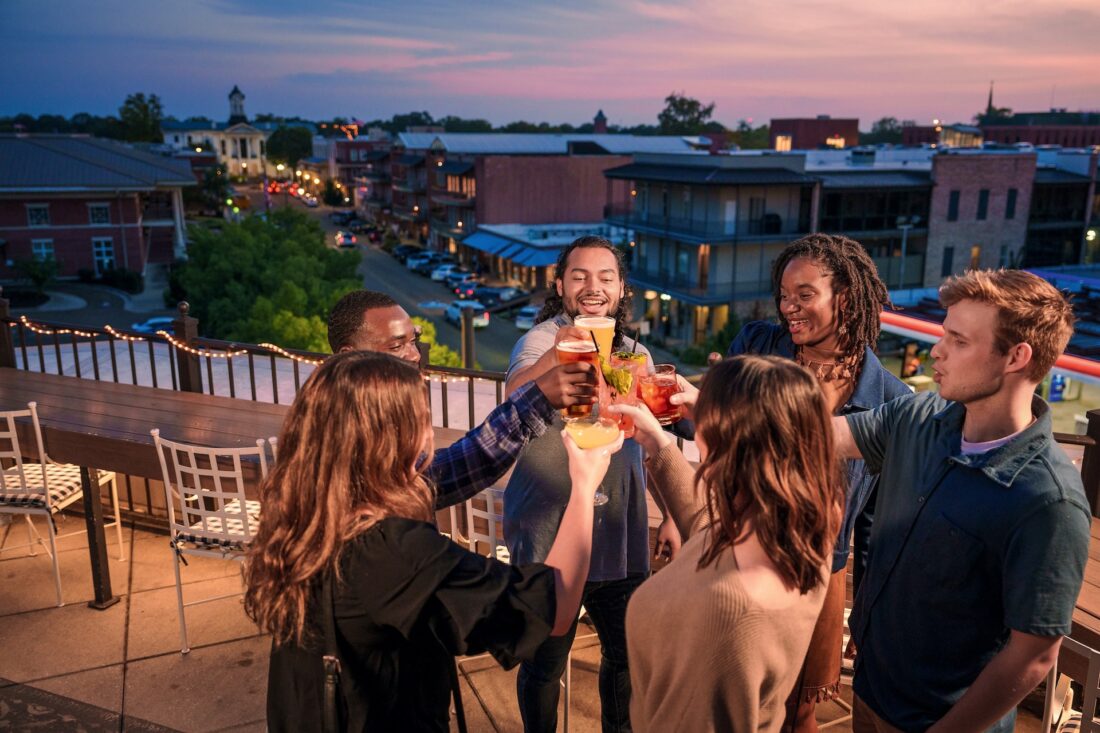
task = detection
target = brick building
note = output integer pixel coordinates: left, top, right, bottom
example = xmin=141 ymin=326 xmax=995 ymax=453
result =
xmin=770 ymin=117 xmax=860 ymax=151
xmin=982 ymin=110 xmax=1100 ymax=148
xmin=0 ymin=135 xmax=194 ymax=282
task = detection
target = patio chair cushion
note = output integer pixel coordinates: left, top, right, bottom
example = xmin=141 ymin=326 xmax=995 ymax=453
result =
xmin=174 ymin=499 xmax=261 ymax=550
xmin=0 ymin=463 xmax=85 ymax=509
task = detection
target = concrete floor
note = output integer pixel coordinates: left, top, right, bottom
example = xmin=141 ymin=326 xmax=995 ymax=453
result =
xmin=0 ymin=513 xmax=1048 ymax=732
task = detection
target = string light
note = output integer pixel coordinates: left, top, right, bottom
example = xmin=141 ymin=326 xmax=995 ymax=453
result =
xmin=258 ymin=343 xmax=324 ymax=365
xmin=104 ymin=324 xmax=150 ymax=342
xmin=18 ymin=315 xmax=97 ymax=338
xmin=155 ymin=331 xmax=248 ymax=359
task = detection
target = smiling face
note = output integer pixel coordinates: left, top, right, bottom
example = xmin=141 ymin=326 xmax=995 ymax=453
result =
xmin=556 ymin=246 xmax=625 ymax=320
xmin=930 ymin=299 xmax=1011 ymax=404
xmin=341 ymin=305 xmax=421 ymax=364
xmin=778 ymin=257 xmax=843 ymax=355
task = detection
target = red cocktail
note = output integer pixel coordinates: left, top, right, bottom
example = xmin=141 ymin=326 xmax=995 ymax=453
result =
xmin=639 ymin=364 xmax=682 ymax=426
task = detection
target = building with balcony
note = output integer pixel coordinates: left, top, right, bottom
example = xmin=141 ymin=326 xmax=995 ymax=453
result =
xmin=391 ymin=132 xmax=701 ymax=256
xmin=604 ymin=153 xmax=818 ymax=344
xmin=0 ymin=135 xmax=195 ymax=281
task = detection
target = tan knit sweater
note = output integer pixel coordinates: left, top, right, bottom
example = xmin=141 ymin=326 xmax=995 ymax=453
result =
xmin=626 ymin=443 xmax=828 ymax=733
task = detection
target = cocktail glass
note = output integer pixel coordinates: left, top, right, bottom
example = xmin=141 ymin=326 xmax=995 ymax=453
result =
xmin=556 ymin=338 xmax=599 ymax=418
xmin=639 ymin=363 xmax=683 ymax=426
xmin=563 ymin=415 xmax=620 ymax=506
xmin=608 ymin=351 xmax=646 ymax=439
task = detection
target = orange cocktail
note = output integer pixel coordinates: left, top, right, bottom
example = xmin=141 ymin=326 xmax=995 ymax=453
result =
xmin=574 ymin=316 xmax=615 ymax=361
xmin=556 ymin=338 xmax=599 ymax=417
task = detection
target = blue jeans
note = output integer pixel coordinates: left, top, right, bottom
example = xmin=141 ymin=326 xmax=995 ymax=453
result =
xmin=517 ymin=574 xmax=645 ymax=733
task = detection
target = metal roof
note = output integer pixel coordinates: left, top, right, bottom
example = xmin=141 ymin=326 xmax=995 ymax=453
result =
xmin=0 ymin=135 xmax=196 ymax=192
xmin=398 ymin=132 xmax=697 ymax=156
xmin=1034 ymin=169 xmax=1092 ymax=185
xmin=604 ymin=162 xmax=816 ymax=185
xmin=817 ymin=171 xmax=932 ymax=189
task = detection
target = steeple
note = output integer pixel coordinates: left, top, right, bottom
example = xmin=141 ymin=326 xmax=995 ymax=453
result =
xmin=986 ymin=81 xmax=995 ymax=117
xmin=593 ymin=109 xmax=608 ymax=134
xmin=228 ymin=86 xmax=247 ymax=125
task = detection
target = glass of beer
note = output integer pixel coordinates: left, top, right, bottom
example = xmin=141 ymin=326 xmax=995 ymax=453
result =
xmin=608 ymin=351 xmax=647 ymax=439
xmin=563 ymin=415 xmax=620 ymax=506
xmin=639 ymin=364 xmax=683 ymax=426
xmin=574 ymin=316 xmax=616 ymax=360
xmin=556 ymin=338 xmax=599 ymax=418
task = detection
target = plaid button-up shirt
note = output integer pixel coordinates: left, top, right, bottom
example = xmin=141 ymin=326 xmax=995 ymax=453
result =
xmin=429 ymin=380 xmax=555 ymax=509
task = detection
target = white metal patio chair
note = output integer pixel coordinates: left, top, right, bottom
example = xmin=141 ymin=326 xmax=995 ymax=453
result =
xmin=1043 ymin=636 xmax=1100 ymax=733
xmin=151 ymin=428 xmax=274 ymax=654
xmin=459 ymin=487 xmax=589 ymax=733
xmin=0 ymin=401 xmax=124 ymax=607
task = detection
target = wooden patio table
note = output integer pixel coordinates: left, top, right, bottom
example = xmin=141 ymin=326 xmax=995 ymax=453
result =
xmin=0 ymin=367 xmax=466 ymax=610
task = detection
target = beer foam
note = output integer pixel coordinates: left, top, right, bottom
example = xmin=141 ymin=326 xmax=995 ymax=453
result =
xmin=558 ymin=339 xmax=597 ymax=352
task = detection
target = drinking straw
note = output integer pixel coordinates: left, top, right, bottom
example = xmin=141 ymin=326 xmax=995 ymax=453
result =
xmin=590 ymin=331 xmax=599 ymax=350
xmin=632 ymin=328 xmax=640 ymax=353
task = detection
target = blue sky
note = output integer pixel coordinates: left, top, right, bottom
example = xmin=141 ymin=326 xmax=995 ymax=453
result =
xmin=3 ymin=0 xmax=1098 ymax=129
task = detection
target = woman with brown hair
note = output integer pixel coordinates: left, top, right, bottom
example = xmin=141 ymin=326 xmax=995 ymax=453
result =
xmin=244 ymin=350 xmax=620 ymax=732
xmin=610 ymin=355 xmax=845 ymax=732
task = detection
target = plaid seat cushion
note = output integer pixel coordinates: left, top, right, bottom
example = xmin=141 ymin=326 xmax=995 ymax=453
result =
xmin=0 ymin=463 xmax=84 ymax=509
xmin=175 ymin=499 xmax=261 ymax=550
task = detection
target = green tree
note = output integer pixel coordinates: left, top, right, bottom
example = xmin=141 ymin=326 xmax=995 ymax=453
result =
xmin=658 ymin=92 xmax=717 ymax=135
xmin=411 ymin=317 xmax=463 ymax=367
xmin=14 ymin=256 xmax=60 ymax=295
xmin=199 ymin=164 xmax=230 ymax=212
xmin=731 ymin=120 xmax=770 ymax=149
xmin=265 ymin=125 xmax=313 ymax=167
xmin=119 ymin=92 xmax=164 ymax=142
xmin=860 ymin=117 xmax=903 ymax=145
xmin=174 ymin=208 xmax=361 ymax=350
xmin=438 ymin=116 xmax=493 ymax=132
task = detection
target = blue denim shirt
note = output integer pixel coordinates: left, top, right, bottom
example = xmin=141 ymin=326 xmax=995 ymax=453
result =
xmin=847 ymin=392 xmax=1090 ymax=732
xmin=728 ymin=321 xmax=910 ymax=574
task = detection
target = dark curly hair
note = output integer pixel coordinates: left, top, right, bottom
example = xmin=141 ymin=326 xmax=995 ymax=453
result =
xmin=771 ymin=233 xmax=892 ymax=368
xmin=327 ymin=290 xmax=398 ymax=353
xmin=536 ymin=236 xmax=634 ymax=349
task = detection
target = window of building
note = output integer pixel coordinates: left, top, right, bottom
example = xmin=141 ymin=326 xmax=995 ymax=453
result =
xmin=774 ymin=135 xmax=792 ymax=152
xmin=88 ymin=203 xmax=110 ymax=225
xmin=941 ymin=246 xmax=955 ymax=278
xmin=220 ymin=140 xmax=227 ymax=155
xmin=825 ymin=136 xmax=845 ymax=149
xmin=969 ymin=244 xmax=982 ymax=270
xmin=92 ymin=237 xmax=115 ymax=276
xmin=1006 ymin=188 xmax=1017 ymax=220
xmin=27 ymin=204 xmax=50 ymax=227
xmin=31 ymin=239 xmax=54 ymax=261
xmin=977 ymin=189 xmax=989 ymax=220
xmin=947 ymin=190 xmax=960 ymax=222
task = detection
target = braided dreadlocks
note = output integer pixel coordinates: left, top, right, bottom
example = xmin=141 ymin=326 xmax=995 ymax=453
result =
xmin=771 ymin=233 xmax=893 ymax=369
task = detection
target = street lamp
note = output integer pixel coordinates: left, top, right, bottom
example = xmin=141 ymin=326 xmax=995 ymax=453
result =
xmin=896 ymin=215 xmax=921 ymax=289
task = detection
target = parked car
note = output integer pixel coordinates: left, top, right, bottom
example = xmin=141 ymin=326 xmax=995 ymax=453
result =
xmin=414 ymin=255 xmax=454 ymax=276
xmin=455 ymin=280 xmax=479 ymax=299
xmin=444 ymin=300 xmax=490 ymax=328
xmin=392 ymin=245 xmax=422 ymax=263
xmin=405 ymin=252 xmax=438 ymax=270
xmin=334 ymin=230 xmax=357 ymax=248
xmin=130 ymin=316 xmax=175 ymax=334
xmin=330 ymin=210 xmax=354 ymax=225
xmin=430 ymin=263 xmax=463 ymax=281
xmin=514 ymin=305 xmax=541 ymax=331
xmin=302 ymin=195 xmax=318 ymax=208
xmin=444 ymin=269 xmax=475 ymax=288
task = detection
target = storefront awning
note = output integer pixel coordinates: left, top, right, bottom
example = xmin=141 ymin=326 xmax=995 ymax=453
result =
xmin=461 ymin=231 xmax=516 ymax=255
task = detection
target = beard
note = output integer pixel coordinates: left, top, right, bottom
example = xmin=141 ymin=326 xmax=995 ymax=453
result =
xmin=939 ymin=371 xmax=1003 ymax=404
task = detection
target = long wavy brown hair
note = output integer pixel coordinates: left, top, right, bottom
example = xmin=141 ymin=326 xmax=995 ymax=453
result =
xmin=694 ymin=355 xmax=844 ymax=594
xmin=243 ymin=351 xmax=435 ymax=646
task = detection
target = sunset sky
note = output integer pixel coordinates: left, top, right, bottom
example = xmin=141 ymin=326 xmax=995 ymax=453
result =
xmin=3 ymin=0 xmax=1098 ymax=130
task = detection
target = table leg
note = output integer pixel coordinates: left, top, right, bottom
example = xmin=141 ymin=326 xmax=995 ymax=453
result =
xmin=81 ymin=466 xmax=119 ymax=610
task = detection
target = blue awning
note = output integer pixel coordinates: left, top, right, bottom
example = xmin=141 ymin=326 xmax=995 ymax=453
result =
xmin=511 ymin=248 xmax=562 ymax=267
xmin=461 ymin=231 xmax=515 ymax=255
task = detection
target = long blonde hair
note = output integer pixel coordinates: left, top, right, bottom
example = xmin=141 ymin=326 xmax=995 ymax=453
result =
xmin=694 ymin=355 xmax=843 ymax=594
xmin=243 ymin=351 xmax=435 ymax=646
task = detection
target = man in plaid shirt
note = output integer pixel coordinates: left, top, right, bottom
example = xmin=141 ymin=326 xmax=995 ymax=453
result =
xmin=327 ymin=289 xmax=597 ymax=508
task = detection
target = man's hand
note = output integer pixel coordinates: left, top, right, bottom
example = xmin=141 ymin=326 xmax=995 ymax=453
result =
xmin=655 ymin=516 xmax=682 ymax=561
xmin=535 ymin=362 xmax=598 ymax=410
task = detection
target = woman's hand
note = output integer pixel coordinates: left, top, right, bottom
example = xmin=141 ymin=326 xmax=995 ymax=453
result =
xmin=562 ymin=429 xmax=624 ymax=500
xmin=606 ymin=403 xmax=671 ymax=457
xmin=668 ymin=376 xmax=699 ymax=421
xmin=654 ymin=516 xmax=682 ymax=561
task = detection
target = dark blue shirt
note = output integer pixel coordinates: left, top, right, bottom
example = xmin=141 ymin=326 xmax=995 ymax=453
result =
xmin=847 ymin=392 xmax=1090 ymax=732
xmin=729 ymin=321 xmax=910 ymax=573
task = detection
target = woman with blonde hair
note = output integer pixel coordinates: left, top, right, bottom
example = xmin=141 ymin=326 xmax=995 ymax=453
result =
xmin=611 ymin=355 xmax=844 ymax=732
xmin=244 ymin=351 xmax=620 ymax=732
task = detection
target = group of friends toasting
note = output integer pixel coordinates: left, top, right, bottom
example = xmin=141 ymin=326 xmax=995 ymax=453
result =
xmin=243 ymin=232 xmax=1090 ymax=733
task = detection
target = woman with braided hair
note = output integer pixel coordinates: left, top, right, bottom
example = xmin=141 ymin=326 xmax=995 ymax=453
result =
xmin=724 ymin=233 xmax=910 ymax=732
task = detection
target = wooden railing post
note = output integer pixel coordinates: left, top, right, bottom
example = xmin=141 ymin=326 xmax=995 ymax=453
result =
xmin=0 ymin=287 xmax=15 ymax=369
xmin=1082 ymin=408 xmax=1100 ymax=517
xmin=173 ymin=301 xmax=203 ymax=393
xmin=461 ymin=309 xmax=476 ymax=369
